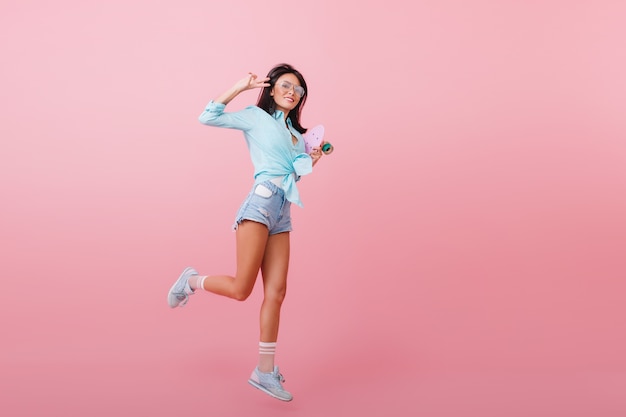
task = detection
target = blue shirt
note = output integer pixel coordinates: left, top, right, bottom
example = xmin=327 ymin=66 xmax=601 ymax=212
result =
xmin=199 ymin=101 xmax=313 ymax=207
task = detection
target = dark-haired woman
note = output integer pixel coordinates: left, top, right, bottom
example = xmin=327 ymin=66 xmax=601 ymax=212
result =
xmin=167 ymin=64 xmax=324 ymax=402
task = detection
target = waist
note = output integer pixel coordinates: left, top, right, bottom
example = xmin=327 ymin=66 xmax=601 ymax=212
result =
xmin=268 ymin=174 xmax=296 ymax=187
xmin=269 ymin=177 xmax=282 ymax=187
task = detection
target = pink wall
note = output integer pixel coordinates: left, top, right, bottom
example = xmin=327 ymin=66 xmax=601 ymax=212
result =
xmin=2 ymin=1 xmax=625 ymax=416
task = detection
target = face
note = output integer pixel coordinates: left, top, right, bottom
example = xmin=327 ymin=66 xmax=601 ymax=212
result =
xmin=270 ymin=73 xmax=305 ymax=115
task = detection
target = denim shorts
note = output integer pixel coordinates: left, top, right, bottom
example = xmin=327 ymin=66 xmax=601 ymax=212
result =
xmin=233 ymin=180 xmax=292 ymax=235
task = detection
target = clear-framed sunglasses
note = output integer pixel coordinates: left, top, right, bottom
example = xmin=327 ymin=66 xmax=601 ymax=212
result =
xmin=276 ymin=80 xmax=305 ymax=97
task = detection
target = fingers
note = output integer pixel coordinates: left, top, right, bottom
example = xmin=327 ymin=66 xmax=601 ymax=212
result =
xmin=310 ymin=147 xmax=323 ymax=162
xmin=246 ymin=73 xmax=270 ymax=88
xmin=257 ymin=76 xmax=270 ymax=87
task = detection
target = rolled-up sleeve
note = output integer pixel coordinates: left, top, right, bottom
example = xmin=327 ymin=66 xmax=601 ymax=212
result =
xmin=198 ymin=101 xmax=255 ymax=131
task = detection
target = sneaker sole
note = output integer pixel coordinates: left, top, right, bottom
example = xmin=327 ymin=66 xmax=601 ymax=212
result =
xmin=167 ymin=267 xmax=196 ymax=308
xmin=247 ymin=379 xmax=293 ymax=402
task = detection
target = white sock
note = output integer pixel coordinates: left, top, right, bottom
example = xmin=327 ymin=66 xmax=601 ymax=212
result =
xmin=189 ymin=275 xmax=207 ymax=291
xmin=258 ymin=342 xmax=276 ymax=373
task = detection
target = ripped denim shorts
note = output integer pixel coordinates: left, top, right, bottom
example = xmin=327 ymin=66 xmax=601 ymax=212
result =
xmin=233 ymin=180 xmax=292 ymax=235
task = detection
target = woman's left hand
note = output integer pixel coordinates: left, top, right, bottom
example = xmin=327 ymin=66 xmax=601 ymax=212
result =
xmin=310 ymin=145 xmax=323 ymax=166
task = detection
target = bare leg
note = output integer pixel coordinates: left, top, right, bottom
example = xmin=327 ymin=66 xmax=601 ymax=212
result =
xmin=258 ymin=231 xmax=290 ymax=372
xmin=199 ymin=220 xmax=269 ymax=301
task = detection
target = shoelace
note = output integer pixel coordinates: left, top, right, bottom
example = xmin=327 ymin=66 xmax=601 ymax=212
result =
xmin=177 ymin=293 xmax=189 ymax=307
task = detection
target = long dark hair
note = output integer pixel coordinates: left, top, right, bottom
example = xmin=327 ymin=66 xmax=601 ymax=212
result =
xmin=256 ymin=63 xmax=308 ymax=134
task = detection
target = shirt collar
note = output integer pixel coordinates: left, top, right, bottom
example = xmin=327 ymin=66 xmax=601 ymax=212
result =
xmin=272 ymin=110 xmax=292 ymax=127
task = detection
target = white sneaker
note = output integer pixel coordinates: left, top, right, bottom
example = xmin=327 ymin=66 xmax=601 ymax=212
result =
xmin=167 ymin=267 xmax=197 ymax=308
xmin=248 ymin=366 xmax=293 ymax=402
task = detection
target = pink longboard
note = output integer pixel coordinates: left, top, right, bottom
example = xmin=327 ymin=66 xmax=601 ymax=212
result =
xmin=303 ymin=124 xmax=334 ymax=155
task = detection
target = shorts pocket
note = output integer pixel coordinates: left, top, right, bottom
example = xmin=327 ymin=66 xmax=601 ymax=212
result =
xmin=254 ymin=184 xmax=273 ymax=198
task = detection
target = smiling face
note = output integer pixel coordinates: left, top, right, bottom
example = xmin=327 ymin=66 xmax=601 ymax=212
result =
xmin=270 ymin=73 xmax=305 ymax=116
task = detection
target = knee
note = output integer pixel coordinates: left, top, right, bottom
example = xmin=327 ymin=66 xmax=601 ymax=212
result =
xmin=264 ymin=286 xmax=287 ymax=305
xmin=232 ymin=287 xmax=253 ymax=302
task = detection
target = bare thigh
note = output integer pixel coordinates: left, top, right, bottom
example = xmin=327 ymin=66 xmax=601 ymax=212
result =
xmin=261 ymin=231 xmax=290 ymax=298
xmin=232 ymin=220 xmax=269 ymax=300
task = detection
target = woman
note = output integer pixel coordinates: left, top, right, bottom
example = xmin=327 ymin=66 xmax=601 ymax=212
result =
xmin=167 ymin=63 xmax=324 ymax=402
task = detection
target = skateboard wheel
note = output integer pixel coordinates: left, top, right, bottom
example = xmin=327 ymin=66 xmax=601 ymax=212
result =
xmin=322 ymin=143 xmax=334 ymax=155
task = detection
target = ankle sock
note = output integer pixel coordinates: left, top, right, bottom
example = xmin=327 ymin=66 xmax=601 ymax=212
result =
xmin=188 ymin=275 xmax=207 ymax=292
xmin=258 ymin=342 xmax=276 ymax=372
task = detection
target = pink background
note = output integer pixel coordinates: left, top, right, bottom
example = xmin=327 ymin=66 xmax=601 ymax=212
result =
xmin=2 ymin=1 xmax=625 ymax=416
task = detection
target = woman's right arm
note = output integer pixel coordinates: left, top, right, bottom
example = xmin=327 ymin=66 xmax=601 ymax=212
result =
xmin=198 ymin=73 xmax=270 ymax=128
xmin=214 ymin=73 xmax=270 ymax=105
